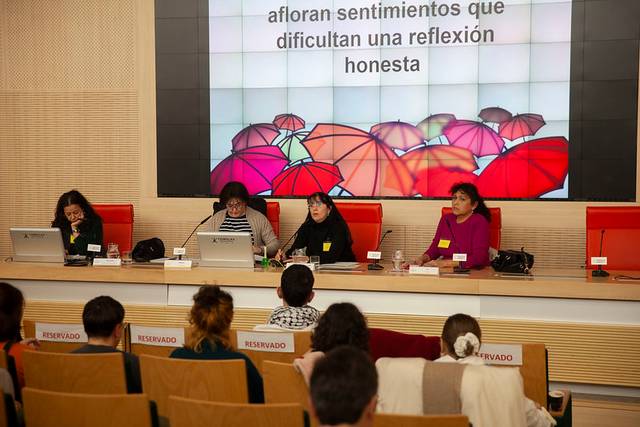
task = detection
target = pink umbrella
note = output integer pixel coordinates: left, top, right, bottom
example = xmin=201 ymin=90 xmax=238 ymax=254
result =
xmin=210 ymin=146 xmax=288 ymax=195
xmin=272 ymin=162 xmax=343 ymax=196
xmin=443 ymin=120 xmax=505 ymax=157
xmin=231 ymin=123 xmax=280 ymax=152
xmin=479 ymin=107 xmax=513 ymax=123
xmin=273 ymin=114 xmax=305 ymax=132
xmin=370 ymin=121 xmax=424 ymax=151
xmin=499 ymin=113 xmax=545 ymax=140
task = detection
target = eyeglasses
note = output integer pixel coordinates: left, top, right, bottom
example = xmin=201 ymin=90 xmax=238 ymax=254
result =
xmin=226 ymin=202 xmax=245 ymax=210
xmin=307 ymin=200 xmax=324 ymax=208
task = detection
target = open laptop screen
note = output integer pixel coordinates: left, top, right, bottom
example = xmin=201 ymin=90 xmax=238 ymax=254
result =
xmin=197 ymin=231 xmax=254 ymax=269
xmin=10 ymin=227 xmax=65 ymax=263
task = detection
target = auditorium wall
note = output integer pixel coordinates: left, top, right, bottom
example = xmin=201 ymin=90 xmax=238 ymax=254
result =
xmin=0 ymin=0 xmax=639 ymax=269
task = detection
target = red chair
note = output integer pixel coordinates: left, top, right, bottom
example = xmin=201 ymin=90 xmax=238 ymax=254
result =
xmin=441 ymin=207 xmax=502 ymax=249
xmin=586 ymin=206 xmax=640 ymax=270
xmin=335 ymin=203 xmax=382 ymax=263
xmin=93 ymin=204 xmax=134 ymax=253
xmin=266 ymin=202 xmax=280 ymax=238
xmin=368 ymin=328 xmax=440 ymax=362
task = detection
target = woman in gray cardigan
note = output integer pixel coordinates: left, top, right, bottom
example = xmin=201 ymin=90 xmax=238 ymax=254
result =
xmin=211 ymin=182 xmax=279 ymax=257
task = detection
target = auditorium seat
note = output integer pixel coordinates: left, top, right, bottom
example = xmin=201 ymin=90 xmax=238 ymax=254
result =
xmin=22 ymin=388 xmax=157 ymax=427
xmin=374 ymin=413 xmax=469 ymax=427
xmin=125 ymin=324 xmax=187 ymax=357
xmin=586 ymin=206 xmax=640 ymax=270
xmin=93 ymin=203 xmax=134 ymax=253
xmin=335 ymin=202 xmax=383 ymax=262
xmin=266 ymin=202 xmax=280 ymax=238
xmin=368 ymin=328 xmax=440 ymax=362
xmin=168 ymin=396 xmax=304 ymax=427
xmin=442 ymin=207 xmax=502 ymax=249
xmin=262 ymin=361 xmax=313 ymax=426
xmin=230 ymin=329 xmax=311 ymax=372
xmin=23 ymin=319 xmax=86 ymax=353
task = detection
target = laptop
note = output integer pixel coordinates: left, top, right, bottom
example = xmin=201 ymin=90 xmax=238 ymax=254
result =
xmin=197 ymin=231 xmax=255 ymax=268
xmin=10 ymin=227 xmax=66 ymax=263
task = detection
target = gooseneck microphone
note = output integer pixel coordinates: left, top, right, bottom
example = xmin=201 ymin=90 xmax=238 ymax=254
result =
xmin=367 ymin=230 xmax=392 ymax=271
xmin=592 ymin=229 xmax=609 ymax=278
xmin=180 ymin=214 xmax=213 ymax=249
xmin=279 ymin=218 xmax=311 ymax=256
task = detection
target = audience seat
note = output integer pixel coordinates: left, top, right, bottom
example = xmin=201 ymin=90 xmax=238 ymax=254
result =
xmin=374 ymin=413 xmax=469 ymax=427
xmin=22 ymin=388 xmax=157 ymax=427
xmin=0 ymin=351 xmax=20 ymax=404
xmin=369 ymin=328 xmax=440 ymax=362
xmin=168 ymin=396 xmax=304 ymax=427
xmin=230 ymin=329 xmax=311 ymax=372
xmin=586 ymin=206 xmax=640 ymax=270
xmin=126 ymin=324 xmax=187 ymax=357
xmin=266 ymin=202 xmax=280 ymax=238
xmin=22 ymin=351 xmax=127 ymax=394
xmin=93 ymin=203 xmax=134 ymax=253
xmin=23 ymin=319 xmax=86 ymax=353
xmin=262 ymin=361 xmax=314 ymax=426
xmin=335 ymin=202 xmax=383 ymax=262
xmin=441 ymin=207 xmax=502 ymax=249
xmin=139 ymin=354 xmax=248 ymax=418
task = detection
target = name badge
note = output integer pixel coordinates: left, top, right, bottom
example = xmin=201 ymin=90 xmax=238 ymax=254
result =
xmin=323 ymin=242 xmax=331 ymax=252
xmin=438 ymin=239 xmax=451 ymax=249
xmin=453 ymin=253 xmax=467 ymax=262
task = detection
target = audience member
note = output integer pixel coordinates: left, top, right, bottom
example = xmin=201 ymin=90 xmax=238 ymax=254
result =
xmin=267 ymin=264 xmax=319 ymax=330
xmin=51 ymin=189 xmax=103 ymax=256
xmin=310 ymin=346 xmax=377 ymax=427
xmin=170 ymin=285 xmax=264 ymax=403
xmin=72 ymin=296 xmax=142 ymax=393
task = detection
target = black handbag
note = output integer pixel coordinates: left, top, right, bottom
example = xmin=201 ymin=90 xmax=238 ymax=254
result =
xmin=132 ymin=237 xmax=165 ymax=262
xmin=491 ymin=247 xmax=534 ymax=274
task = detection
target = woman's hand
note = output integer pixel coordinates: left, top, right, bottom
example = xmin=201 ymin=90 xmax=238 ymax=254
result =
xmin=402 ymin=254 xmax=429 ymax=269
xmin=252 ymin=245 xmax=263 ymax=255
xmin=21 ymin=337 xmax=40 ymax=350
xmin=274 ymin=249 xmax=284 ymax=262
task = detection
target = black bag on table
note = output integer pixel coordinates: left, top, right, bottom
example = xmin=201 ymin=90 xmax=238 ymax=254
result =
xmin=132 ymin=237 xmax=165 ymax=262
xmin=491 ymin=247 xmax=534 ymax=274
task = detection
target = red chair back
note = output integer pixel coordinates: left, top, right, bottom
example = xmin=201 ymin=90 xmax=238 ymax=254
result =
xmin=266 ymin=202 xmax=280 ymax=238
xmin=93 ymin=204 xmax=134 ymax=253
xmin=335 ymin=203 xmax=382 ymax=262
xmin=368 ymin=328 xmax=440 ymax=362
xmin=441 ymin=207 xmax=502 ymax=249
xmin=586 ymin=206 xmax=640 ymax=270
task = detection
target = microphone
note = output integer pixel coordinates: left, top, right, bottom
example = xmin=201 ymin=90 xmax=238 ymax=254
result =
xmin=279 ymin=218 xmax=310 ymax=256
xmin=367 ymin=230 xmax=392 ymax=270
xmin=180 ymin=214 xmax=212 ymax=249
xmin=592 ymin=229 xmax=609 ymax=278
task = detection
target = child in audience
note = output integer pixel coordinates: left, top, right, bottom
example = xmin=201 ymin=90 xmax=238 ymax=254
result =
xmin=310 ymin=346 xmax=377 ymax=427
xmin=72 ymin=296 xmax=142 ymax=393
xmin=170 ymin=285 xmax=264 ymax=403
xmin=436 ymin=313 xmax=556 ymax=427
xmin=294 ymin=302 xmax=369 ymax=384
xmin=267 ymin=264 xmax=320 ymax=330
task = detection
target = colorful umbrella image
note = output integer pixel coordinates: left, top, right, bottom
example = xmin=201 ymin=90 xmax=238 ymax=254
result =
xmin=401 ymin=145 xmax=478 ymax=176
xmin=476 ymin=136 xmax=568 ymax=198
xmin=417 ymin=114 xmax=456 ymax=140
xmin=276 ymin=131 xmax=310 ymax=164
xmin=498 ymin=113 xmax=546 ymax=140
xmin=414 ymin=167 xmax=478 ymax=197
xmin=479 ymin=107 xmax=513 ymax=123
xmin=443 ymin=120 xmax=505 ymax=157
xmin=273 ymin=113 xmax=305 ymax=132
xmin=302 ymin=124 xmax=415 ymax=197
xmin=210 ymin=146 xmax=288 ymax=195
xmin=370 ymin=120 xmax=424 ymax=151
xmin=231 ymin=123 xmax=280 ymax=152
xmin=271 ymin=162 xmax=343 ymax=196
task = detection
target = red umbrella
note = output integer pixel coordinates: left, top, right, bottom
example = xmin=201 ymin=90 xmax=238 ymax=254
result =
xmin=443 ymin=120 xmax=505 ymax=157
xmin=370 ymin=120 xmax=424 ymax=151
xmin=401 ymin=145 xmax=478 ymax=175
xmin=479 ymin=107 xmax=512 ymax=123
xmin=271 ymin=162 xmax=343 ymax=196
xmin=415 ymin=167 xmax=478 ymax=197
xmin=417 ymin=114 xmax=456 ymax=140
xmin=210 ymin=146 xmax=288 ymax=195
xmin=498 ymin=113 xmax=545 ymax=140
xmin=302 ymin=124 xmax=415 ymax=197
xmin=231 ymin=123 xmax=280 ymax=152
xmin=476 ymin=136 xmax=568 ymax=198
xmin=273 ymin=113 xmax=305 ymax=132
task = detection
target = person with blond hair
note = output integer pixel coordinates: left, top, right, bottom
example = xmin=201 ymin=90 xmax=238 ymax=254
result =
xmin=170 ymin=285 xmax=264 ymax=403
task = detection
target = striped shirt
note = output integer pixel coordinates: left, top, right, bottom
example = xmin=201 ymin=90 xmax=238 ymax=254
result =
xmin=219 ymin=214 xmax=254 ymax=244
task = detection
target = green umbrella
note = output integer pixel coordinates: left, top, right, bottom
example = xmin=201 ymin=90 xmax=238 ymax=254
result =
xmin=276 ymin=131 xmax=310 ymax=164
xmin=417 ymin=113 xmax=456 ymax=140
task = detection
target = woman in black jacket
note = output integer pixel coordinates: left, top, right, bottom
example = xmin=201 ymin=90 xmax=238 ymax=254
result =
xmin=52 ymin=190 xmax=103 ymax=255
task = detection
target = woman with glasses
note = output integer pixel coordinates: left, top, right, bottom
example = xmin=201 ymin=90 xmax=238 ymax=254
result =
xmin=51 ymin=190 xmax=103 ymax=256
xmin=211 ymin=181 xmax=279 ymax=257
xmin=281 ymin=192 xmax=355 ymax=264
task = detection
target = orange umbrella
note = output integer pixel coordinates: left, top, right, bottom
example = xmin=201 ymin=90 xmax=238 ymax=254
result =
xmin=370 ymin=120 xmax=424 ymax=151
xmin=401 ymin=145 xmax=478 ymax=176
xmin=302 ymin=124 xmax=415 ymax=197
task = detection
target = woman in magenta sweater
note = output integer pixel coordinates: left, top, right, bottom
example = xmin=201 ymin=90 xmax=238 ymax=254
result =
xmin=410 ymin=182 xmax=491 ymax=269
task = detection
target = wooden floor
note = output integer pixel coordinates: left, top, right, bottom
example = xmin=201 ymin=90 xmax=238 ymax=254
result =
xmin=573 ymin=394 xmax=640 ymax=427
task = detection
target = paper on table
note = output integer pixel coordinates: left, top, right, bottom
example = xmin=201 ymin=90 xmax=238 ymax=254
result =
xmin=318 ymin=262 xmax=360 ymax=270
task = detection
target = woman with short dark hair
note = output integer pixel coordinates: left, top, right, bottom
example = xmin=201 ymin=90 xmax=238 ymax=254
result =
xmin=51 ymin=190 xmax=103 ymax=255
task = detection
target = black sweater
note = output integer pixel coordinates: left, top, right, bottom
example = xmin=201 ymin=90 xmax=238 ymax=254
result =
xmin=287 ymin=217 xmax=355 ymax=264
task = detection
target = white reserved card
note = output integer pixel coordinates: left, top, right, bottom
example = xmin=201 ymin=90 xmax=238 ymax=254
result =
xmin=93 ymin=258 xmax=121 ymax=266
xmin=408 ymin=265 xmax=439 ymax=275
xmin=173 ymin=247 xmax=186 ymax=256
xmin=164 ymin=259 xmax=192 ymax=268
xmin=236 ymin=331 xmax=295 ymax=353
xmin=591 ymin=256 xmax=607 ymax=265
xmin=453 ymin=253 xmax=468 ymax=262
xmin=367 ymin=251 xmax=382 ymax=260
xmin=35 ymin=322 xmax=87 ymax=342
xmin=478 ymin=343 xmax=523 ymax=366
xmin=87 ymin=244 xmax=101 ymax=253
xmin=129 ymin=325 xmax=184 ymax=347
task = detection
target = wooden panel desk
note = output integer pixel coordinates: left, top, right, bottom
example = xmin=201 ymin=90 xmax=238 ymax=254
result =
xmin=1 ymin=260 xmax=639 ymax=392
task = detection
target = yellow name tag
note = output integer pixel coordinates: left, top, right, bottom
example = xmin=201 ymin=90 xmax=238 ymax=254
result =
xmin=323 ymin=242 xmax=332 ymax=252
xmin=438 ymin=239 xmax=451 ymax=249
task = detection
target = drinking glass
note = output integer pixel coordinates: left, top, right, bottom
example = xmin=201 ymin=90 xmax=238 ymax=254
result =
xmin=292 ymin=248 xmax=308 ymax=263
xmin=309 ymin=256 xmax=320 ymax=270
xmin=121 ymin=250 xmax=132 ymax=264
xmin=392 ymin=250 xmax=404 ymax=271
xmin=107 ymin=243 xmax=120 ymax=259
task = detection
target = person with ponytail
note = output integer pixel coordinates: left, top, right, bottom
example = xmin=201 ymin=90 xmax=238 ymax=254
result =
xmin=170 ymin=285 xmax=264 ymax=403
xmin=408 ymin=182 xmax=491 ymax=269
